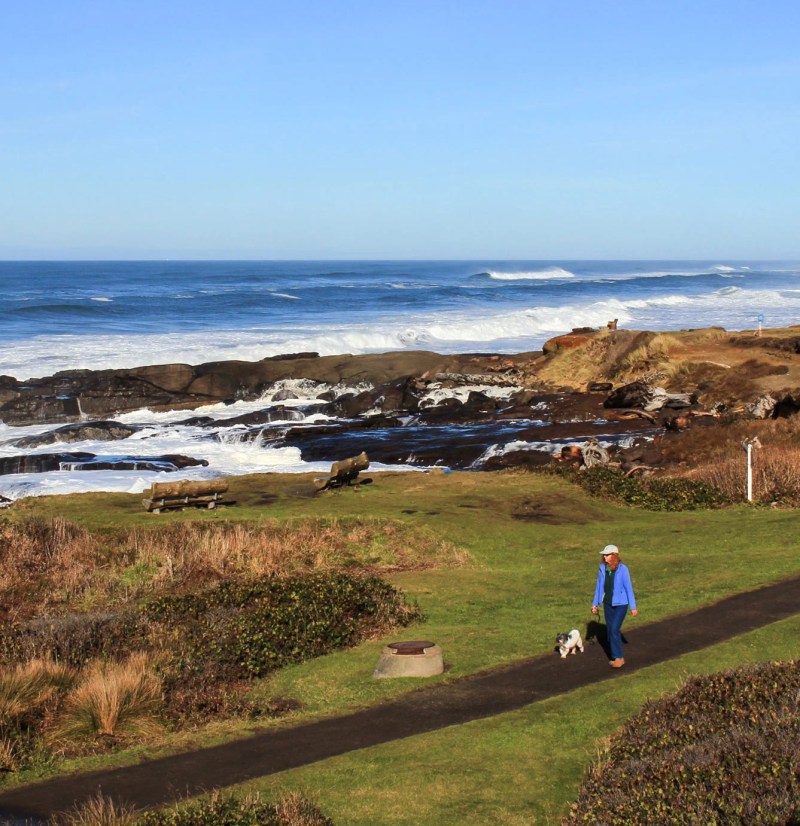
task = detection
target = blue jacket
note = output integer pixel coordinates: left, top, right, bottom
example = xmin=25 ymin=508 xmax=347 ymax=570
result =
xmin=593 ymin=562 xmax=636 ymax=610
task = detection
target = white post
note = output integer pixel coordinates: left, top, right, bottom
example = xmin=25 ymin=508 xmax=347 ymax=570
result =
xmin=746 ymin=442 xmax=753 ymax=502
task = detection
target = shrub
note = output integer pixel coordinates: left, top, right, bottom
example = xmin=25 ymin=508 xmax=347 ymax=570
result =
xmin=137 ymin=790 xmax=333 ymax=826
xmin=676 ymin=444 xmax=800 ymax=505
xmin=557 ymin=465 xmax=728 ymax=511
xmin=0 ymin=611 xmax=152 ymax=668
xmin=565 ymin=660 xmax=800 ymax=825
xmin=54 ymin=653 xmax=163 ymax=740
xmin=159 ymin=679 xmax=299 ymax=726
xmin=146 ymin=572 xmax=421 ymax=681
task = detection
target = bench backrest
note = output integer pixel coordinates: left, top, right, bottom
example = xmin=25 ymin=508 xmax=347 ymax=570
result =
xmin=149 ymin=479 xmax=229 ymax=499
xmin=329 ymin=451 xmax=369 ymax=479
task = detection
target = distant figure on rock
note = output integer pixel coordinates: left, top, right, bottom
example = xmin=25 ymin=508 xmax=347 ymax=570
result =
xmin=607 ymin=319 xmax=618 ymax=330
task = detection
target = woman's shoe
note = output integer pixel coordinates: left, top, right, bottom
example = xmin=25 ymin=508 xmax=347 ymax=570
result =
xmin=609 ymin=658 xmax=625 ymax=668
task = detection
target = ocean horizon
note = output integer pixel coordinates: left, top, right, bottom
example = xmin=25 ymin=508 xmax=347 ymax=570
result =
xmin=2 ymin=258 xmax=799 ymax=502
xmin=2 ymin=259 xmax=798 ymax=381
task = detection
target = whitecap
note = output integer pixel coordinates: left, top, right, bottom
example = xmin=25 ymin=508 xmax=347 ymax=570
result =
xmin=486 ymin=267 xmax=575 ymax=280
xmin=90 ymin=296 xmax=113 ymax=302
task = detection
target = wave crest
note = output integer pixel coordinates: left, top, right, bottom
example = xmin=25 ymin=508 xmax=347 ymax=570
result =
xmin=485 ymin=267 xmax=575 ymax=280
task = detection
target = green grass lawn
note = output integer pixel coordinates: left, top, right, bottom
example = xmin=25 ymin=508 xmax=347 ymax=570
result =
xmin=6 ymin=469 xmax=800 ymax=821
xmin=237 ymin=616 xmax=800 ymax=825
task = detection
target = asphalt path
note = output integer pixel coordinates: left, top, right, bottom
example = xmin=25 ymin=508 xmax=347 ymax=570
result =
xmin=2 ymin=575 xmax=800 ymax=822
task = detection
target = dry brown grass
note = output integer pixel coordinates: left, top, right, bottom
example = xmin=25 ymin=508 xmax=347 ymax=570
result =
xmin=272 ymin=791 xmax=333 ymax=826
xmin=0 ymin=516 xmax=465 ymax=619
xmin=537 ymin=331 xmax=615 ymax=388
xmin=0 ymin=656 xmax=77 ymax=723
xmin=0 ymin=516 xmax=99 ymax=613
xmin=132 ymin=518 xmax=465 ymax=584
xmin=0 ymin=734 xmax=18 ymax=772
xmin=667 ymin=417 xmax=800 ymax=503
xmin=614 ymin=334 xmax=681 ymax=382
xmin=60 ymin=793 xmax=136 ymax=826
xmin=54 ymin=652 xmax=163 ymax=740
xmin=679 ymin=446 xmax=800 ymax=503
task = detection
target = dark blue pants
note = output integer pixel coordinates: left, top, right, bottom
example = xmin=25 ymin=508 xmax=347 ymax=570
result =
xmin=603 ymin=602 xmax=628 ymax=660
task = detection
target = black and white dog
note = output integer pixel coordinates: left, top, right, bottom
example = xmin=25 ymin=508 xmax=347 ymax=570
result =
xmin=555 ymin=629 xmax=585 ymax=659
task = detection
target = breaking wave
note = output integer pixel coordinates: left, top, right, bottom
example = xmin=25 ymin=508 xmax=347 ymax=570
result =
xmin=2 ymin=282 xmax=799 ymax=381
xmin=484 ymin=267 xmax=575 ymax=280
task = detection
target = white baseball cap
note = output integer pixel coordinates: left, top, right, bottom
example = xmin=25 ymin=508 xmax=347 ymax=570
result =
xmin=600 ymin=544 xmax=619 ymax=555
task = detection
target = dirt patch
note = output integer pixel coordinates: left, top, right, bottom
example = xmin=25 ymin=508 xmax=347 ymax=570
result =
xmin=508 ymin=494 xmax=602 ymax=525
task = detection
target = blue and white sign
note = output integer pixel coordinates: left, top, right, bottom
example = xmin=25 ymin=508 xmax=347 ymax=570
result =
xmin=757 ymin=313 xmax=765 ymax=323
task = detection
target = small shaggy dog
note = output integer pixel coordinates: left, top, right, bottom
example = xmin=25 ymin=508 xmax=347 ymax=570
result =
xmin=556 ymin=629 xmax=584 ymax=659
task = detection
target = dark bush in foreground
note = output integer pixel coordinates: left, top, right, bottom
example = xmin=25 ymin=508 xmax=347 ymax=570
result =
xmin=0 ymin=611 xmax=150 ymax=668
xmin=136 ymin=791 xmax=334 ymax=826
xmin=565 ymin=660 xmax=800 ymax=825
xmin=557 ymin=465 xmax=728 ymax=510
xmin=146 ymin=572 xmax=422 ymax=680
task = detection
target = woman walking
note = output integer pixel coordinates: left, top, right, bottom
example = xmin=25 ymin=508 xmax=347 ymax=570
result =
xmin=591 ymin=544 xmax=638 ymax=668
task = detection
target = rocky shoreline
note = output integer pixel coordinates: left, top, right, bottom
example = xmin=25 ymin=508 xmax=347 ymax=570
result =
xmin=2 ymin=326 xmax=800 ymax=487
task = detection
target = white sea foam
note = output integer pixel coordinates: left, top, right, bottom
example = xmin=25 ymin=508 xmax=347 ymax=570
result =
xmin=420 ymin=383 xmax=523 ymax=407
xmin=0 ymin=452 xmax=420 ymax=500
xmin=486 ymin=267 xmax=575 ymax=280
xmin=3 ymin=287 xmax=800 ymax=381
xmin=90 ymin=296 xmax=113 ymax=302
xmin=270 ymin=292 xmax=301 ymax=300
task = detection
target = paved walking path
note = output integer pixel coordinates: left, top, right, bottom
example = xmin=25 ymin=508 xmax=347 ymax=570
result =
xmin=2 ymin=575 xmax=800 ymax=822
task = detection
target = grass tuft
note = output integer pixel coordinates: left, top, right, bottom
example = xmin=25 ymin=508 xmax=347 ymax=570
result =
xmin=59 ymin=793 xmax=136 ymax=826
xmin=0 ymin=656 xmax=77 ymax=722
xmin=54 ymin=652 xmax=163 ymax=740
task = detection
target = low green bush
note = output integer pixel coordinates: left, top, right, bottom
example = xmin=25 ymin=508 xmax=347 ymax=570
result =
xmin=565 ymin=660 xmax=800 ymax=825
xmin=146 ymin=572 xmax=421 ymax=681
xmin=556 ymin=465 xmax=728 ymax=510
xmin=137 ymin=791 xmax=333 ymax=826
xmin=0 ymin=611 xmax=151 ymax=668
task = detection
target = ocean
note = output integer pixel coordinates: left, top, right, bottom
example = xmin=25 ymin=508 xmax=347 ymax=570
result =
xmin=1 ymin=260 xmax=799 ymax=500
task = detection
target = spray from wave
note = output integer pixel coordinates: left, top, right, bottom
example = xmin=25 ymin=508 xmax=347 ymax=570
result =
xmin=2 ymin=284 xmax=799 ymax=380
xmin=485 ymin=267 xmax=575 ymax=280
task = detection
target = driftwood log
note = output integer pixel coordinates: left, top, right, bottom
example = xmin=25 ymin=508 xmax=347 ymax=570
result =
xmin=314 ymin=452 xmax=371 ymax=492
xmin=143 ymin=479 xmax=234 ymax=513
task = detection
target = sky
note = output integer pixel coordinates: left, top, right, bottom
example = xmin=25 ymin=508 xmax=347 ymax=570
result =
xmin=2 ymin=1 xmax=799 ymax=260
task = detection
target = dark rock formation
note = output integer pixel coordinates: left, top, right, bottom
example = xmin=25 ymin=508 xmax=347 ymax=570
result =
xmin=0 ymin=452 xmax=207 ymax=476
xmin=10 ymin=421 xmax=140 ymax=448
xmin=0 ymin=452 xmax=96 ymax=475
xmin=604 ymin=381 xmax=653 ymax=409
xmin=482 ymin=449 xmax=553 ymax=470
xmin=0 ymin=351 xmax=541 ymax=426
xmin=772 ymin=394 xmax=800 ymax=418
xmin=542 ymin=332 xmax=595 ymax=355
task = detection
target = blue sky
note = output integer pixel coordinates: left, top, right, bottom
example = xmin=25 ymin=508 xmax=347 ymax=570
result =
xmin=2 ymin=1 xmax=799 ymax=259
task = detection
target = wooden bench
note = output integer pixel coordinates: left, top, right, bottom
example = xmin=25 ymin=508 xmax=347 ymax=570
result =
xmin=313 ymin=451 xmax=371 ymax=492
xmin=143 ymin=479 xmax=234 ymax=513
